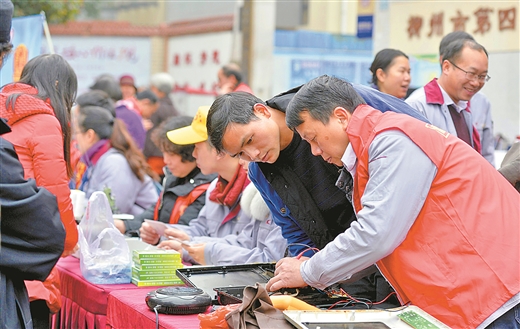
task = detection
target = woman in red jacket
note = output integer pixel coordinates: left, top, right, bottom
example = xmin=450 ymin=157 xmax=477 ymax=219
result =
xmin=0 ymin=54 xmax=78 ymax=328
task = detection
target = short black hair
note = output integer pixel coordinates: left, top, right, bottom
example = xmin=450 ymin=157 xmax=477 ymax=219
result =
xmin=439 ymin=31 xmax=475 ymax=61
xmin=136 ymin=89 xmax=158 ymax=103
xmin=286 ymin=75 xmax=365 ymax=130
xmin=442 ymin=39 xmax=488 ymax=66
xmin=90 ymin=75 xmax=123 ymax=101
xmin=151 ymin=116 xmax=196 ymax=163
xmin=221 ymin=63 xmax=243 ymax=84
xmin=77 ymin=105 xmax=114 ymax=140
xmin=207 ymin=91 xmax=263 ymax=153
xmin=76 ymin=90 xmax=116 ymax=117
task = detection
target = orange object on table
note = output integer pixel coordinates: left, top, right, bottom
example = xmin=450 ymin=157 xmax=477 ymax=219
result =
xmin=198 ymin=304 xmax=240 ymax=329
xmin=270 ymin=295 xmax=319 ymax=311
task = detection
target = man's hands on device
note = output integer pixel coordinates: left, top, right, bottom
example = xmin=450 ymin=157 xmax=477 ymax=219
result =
xmin=265 ymin=256 xmax=309 ymax=292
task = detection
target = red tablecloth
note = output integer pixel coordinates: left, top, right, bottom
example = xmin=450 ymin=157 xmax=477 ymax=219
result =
xmin=55 ymin=257 xmax=142 ymax=329
xmin=106 ymin=289 xmax=204 ymax=329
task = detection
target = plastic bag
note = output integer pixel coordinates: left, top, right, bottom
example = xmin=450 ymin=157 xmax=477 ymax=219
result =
xmin=198 ymin=304 xmax=240 ymax=329
xmin=78 ymin=191 xmax=131 ymax=284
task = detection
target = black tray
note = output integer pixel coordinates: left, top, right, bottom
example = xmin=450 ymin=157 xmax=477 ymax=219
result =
xmin=176 ymin=263 xmax=276 ymax=304
xmin=176 ymin=263 xmax=340 ymax=307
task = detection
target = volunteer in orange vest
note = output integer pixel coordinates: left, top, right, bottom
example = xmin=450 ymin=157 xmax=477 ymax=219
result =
xmin=266 ymin=75 xmax=519 ymax=329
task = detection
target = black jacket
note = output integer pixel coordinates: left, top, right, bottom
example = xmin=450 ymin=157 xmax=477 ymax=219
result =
xmin=0 ymin=136 xmax=65 ymax=329
xmin=124 ymin=167 xmax=217 ymax=233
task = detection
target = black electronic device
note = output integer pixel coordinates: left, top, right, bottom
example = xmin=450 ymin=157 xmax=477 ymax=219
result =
xmin=176 ymin=263 xmax=341 ymax=307
xmin=176 ymin=263 xmax=276 ymax=304
xmin=145 ymin=286 xmax=212 ymax=315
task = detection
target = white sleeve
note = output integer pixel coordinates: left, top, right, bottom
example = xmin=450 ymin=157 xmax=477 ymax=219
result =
xmin=300 ymin=130 xmax=437 ymax=289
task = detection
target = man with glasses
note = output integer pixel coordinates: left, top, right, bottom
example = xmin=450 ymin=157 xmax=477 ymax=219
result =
xmin=438 ymin=31 xmax=495 ymax=166
xmin=406 ymin=38 xmax=489 ymax=154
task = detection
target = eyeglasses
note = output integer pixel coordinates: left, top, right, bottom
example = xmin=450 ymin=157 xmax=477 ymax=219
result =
xmin=448 ymin=60 xmax=490 ymax=83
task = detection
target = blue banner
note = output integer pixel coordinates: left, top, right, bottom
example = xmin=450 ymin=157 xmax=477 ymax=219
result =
xmin=1 ymin=14 xmax=43 ymax=86
xmin=357 ymin=15 xmax=373 ymax=39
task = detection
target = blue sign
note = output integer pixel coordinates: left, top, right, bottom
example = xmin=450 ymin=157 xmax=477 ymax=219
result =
xmin=275 ymin=30 xmax=372 ymax=54
xmin=290 ymin=58 xmax=372 ymax=87
xmin=357 ymin=15 xmax=373 ymax=39
xmin=1 ymin=14 xmax=43 ymax=86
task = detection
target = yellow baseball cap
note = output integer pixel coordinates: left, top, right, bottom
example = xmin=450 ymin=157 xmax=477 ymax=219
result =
xmin=167 ymin=106 xmax=210 ymax=145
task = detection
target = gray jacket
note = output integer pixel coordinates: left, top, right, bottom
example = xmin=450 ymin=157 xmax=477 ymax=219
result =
xmin=203 ymin=183 xmax=287 ymax=265
xmin=83 ymin=148 xmax=158 ymax=215
xmin=169 ymin=180 xmax=286 ymax=264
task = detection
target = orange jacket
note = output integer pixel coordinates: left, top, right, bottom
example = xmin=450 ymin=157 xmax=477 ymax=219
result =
xmin=0 ymin=83 xmax=78 ymax=312
xmin=349 ymin=105 xmax=520 ymax=328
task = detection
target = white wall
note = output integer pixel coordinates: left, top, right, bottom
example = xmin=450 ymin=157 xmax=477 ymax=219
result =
xmin=483 ymin=52 xmax=520 ymax=143
xmin=166 ymin=31 xmax=234 ymax=115
xmin=249 ymin=2 xmax=276 ymax=100
xmin=43 ymin=36 xmax=152 ymax=95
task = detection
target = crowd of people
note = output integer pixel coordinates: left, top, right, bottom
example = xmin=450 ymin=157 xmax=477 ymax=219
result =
xmin=1 ymin=1 xmax=519 ymax=328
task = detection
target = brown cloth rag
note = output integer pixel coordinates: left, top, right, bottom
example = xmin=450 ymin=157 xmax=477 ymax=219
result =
xmin=225 ymin=283 xmax=294 ymax=329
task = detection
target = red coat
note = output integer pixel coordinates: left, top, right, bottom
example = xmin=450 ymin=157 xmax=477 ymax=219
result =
xmin=349 ymin=105 xmax=520 ymax=328
xmin=0 ymin=83 xmax=78 ymax=313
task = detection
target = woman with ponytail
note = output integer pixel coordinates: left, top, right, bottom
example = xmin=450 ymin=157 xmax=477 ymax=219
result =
xmin=0 ymin=53 xmax=78 ymax=328
xmin=74 ymin=105 xmax=158 ymax=216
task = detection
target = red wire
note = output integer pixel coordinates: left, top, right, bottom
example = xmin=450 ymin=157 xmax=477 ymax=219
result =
xmin=328 ymin=299 xmax=351 ymax=310
xmin=372 ymin=291 xmax=397 ymax=305
xmin=295 ymin=247 xmax=320 ymax=259
xmin=338 ymin=288 xmax=397 ymax=306
xmin=339 ymin=288 xmax=366 ymax=304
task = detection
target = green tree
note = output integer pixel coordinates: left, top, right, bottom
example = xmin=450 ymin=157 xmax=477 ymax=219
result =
xmin=12 ymin=0 xmax=83 ymax=24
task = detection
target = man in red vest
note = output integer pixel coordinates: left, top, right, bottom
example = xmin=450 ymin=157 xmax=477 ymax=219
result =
xmin=266 ymin=75 xmax=519 ymax=329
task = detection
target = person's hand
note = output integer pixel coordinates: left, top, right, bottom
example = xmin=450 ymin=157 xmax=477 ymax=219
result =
xmin=142 ymin=119 xmax=153 ymax=131
xmin=183 ymin=243 xmax=206 ymax=265
xmin=157 ymin=240 xmax=182 ymax=253
xmin=265 ymin=257 xmax=308 ymax=292
xmin=139 ymin=221 xmax=160 ymax=245
xmin=61 ymin=243 xmax=79 ymax=257
xmin=114 ymin=219 xmax=126 ymax=234
xmin=164 ymin=228 xmax=190 ymax=242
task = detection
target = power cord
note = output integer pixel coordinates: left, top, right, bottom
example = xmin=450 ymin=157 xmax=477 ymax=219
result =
xmin=153 ymin=305 xmax=161 ymax=329
xmin=284 ymin=243 xmax=318 ymax=257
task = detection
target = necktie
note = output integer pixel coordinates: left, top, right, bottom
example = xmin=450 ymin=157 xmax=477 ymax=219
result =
xmin=448 ymin=104 xmax=472 ymax=146
xmin=336 ymin=167 xmax=354 ymax=203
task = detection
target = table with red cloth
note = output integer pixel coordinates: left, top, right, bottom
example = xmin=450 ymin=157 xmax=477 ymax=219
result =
xmin=55 ymin=257 xmax=143 ymax=329
xmin=54 ymin=257 xmax=203 ymax=329
xmin=106 ymin=289 xmax=202 ymax=329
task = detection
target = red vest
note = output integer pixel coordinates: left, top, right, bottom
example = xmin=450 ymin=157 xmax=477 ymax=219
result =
xmin=348 ymin=105 xmax=520 ymax=328
xmin=153 ymin=183 xmax=211 ymax=224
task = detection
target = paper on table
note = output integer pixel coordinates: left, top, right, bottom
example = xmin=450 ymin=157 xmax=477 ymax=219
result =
xmin=144 ymin=219 xmax=169 ymax=236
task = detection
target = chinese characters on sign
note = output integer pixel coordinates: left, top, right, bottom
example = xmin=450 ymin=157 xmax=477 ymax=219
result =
xmin=407 ymin=7 xmax=516 ymax=39
xmin=170 ymin=49 xmax=222 ymax=93
xmin=172 ymin=50 xmax=220 ymax=67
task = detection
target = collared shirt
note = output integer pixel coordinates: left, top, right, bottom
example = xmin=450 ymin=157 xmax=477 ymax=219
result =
xmin=406 ymin=79 xmax=487 ymax=159
xmin=406 ymin=82 xmax=469 ymax=137
xmin=437 ymin=83 xmax=468 ymax=113
xmin=300 ymin=130 xmax=437 ymax=289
